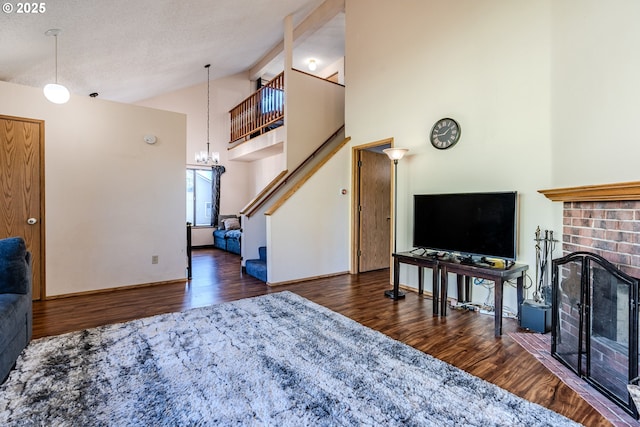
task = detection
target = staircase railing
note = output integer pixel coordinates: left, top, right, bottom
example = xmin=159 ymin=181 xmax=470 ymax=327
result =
xmin=265 ymin=134 xmax=350 ymax=216
xmin=229 ymin=72 xmax=284 ymax=144
xmin=242 ymin=125 xmax=346 ymax=218
xmin=240 ymin=170 xmax=288 ymax=216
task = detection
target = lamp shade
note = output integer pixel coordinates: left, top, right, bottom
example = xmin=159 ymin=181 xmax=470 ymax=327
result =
xmin=43 ymin=83 xmax=70 ymax=104
xmin=383 ymin=147 xmax=408 ymax=161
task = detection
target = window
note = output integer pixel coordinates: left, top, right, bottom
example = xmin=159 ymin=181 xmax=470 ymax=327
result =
xmin=260 ymin=87 xmax=284 ymax=114
xmin=186 ymin=169 xmax=213 ymax=226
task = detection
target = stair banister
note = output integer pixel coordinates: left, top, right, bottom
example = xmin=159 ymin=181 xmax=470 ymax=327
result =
xmin=243 ymin=125 xmax=346 ymax=218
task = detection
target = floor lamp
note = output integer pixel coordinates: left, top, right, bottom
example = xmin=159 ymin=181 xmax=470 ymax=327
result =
xmin=383 ymin=147 xmax=408 ymax=299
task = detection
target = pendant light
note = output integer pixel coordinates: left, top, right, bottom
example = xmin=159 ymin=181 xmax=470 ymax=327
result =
xmin=43 ymin=29 xmax=70 ymax=104
xmin=195 ymin=64 xmax=220 ymax=165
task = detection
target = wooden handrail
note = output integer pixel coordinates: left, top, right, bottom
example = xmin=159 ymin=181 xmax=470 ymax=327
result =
xmin=291 ymin=68 xmax=345 ymax=87
xmin=229 ymin=72 xmax=284 ymax=144
xmin=265 ymin=135 xmax=350 ymax=216
xmin=240 ymin=170 xmax=289 ymax=215
xmin=243 ymin=125 xmax=346 ymax=218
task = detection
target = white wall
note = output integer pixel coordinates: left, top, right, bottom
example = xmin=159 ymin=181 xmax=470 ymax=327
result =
xmin=285 ymin=70 xmax=346 ymax=170
xmin=268 ymin=144 xmax=351 ymax=283
xmin=346 ymin=0 xmax=554 ymax=311
xmin=137 ymin=73 xmax=255 ymax=217
xmin=242 ymin=213 xmax=267 ymax=265
xmin=0 ymin=81 xmax=186 ymax=296
xmin=251 ymin=152 xmax=286 ymax=196
xmin=191 ymin=227 xmax=215 ymax=247
xmin=551 ymin=0 xmax=640 ymax=188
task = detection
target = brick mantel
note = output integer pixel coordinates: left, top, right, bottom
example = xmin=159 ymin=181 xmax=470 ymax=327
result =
xmin=539 ymin=181 xmax=640 ymax=202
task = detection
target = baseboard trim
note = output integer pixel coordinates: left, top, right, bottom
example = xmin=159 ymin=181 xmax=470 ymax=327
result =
xmin=44 ymin=278 xmax=188 ymax=300
xmin=267 ymin=271 xmax=350 ymax=287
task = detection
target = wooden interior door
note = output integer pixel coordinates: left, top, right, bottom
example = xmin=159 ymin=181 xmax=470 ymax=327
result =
xmin=358 ymin=149 xmax=391 ymax=272
xmin=0 ymin=115 xmax=44 ymax=300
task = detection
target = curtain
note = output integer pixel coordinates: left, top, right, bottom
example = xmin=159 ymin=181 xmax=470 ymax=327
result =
xmin=210 ymin=165 xmax=226 ymax=226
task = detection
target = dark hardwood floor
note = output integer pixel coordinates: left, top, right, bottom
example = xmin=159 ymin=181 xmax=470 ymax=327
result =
xmin=33 ymin=248 xmax=611 ymax=426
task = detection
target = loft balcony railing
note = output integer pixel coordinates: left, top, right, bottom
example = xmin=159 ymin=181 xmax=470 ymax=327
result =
xmin=229 ymin=72 xmax=284 ymax=144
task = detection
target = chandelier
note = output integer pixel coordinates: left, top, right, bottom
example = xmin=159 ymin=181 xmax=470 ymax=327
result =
xmin=195 ymin=64 xmax=220 ymax=165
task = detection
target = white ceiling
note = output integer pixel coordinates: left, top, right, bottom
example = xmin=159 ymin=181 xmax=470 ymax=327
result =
xmin=0 ymin=0 xmax=344 ymax=103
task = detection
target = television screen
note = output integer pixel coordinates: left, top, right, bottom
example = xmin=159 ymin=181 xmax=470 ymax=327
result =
xmin=413 ymin=192 xmax=518 ymax=260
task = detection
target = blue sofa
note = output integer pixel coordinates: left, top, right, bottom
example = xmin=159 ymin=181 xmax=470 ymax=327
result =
xmin=0 ymin=237 xmax=32 ymax=383
xmin=213 ymin=215 xmax=241 ymax=255
xmin=245 ymin=246 xmax=267 ymax=282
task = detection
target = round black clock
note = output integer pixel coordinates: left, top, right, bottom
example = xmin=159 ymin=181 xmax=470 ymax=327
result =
xmin=430 ymin=118 xmax=461 ymax=150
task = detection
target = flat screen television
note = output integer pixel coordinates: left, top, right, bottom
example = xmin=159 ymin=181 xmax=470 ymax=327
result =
xmin=413 ymin=191 xmax=518 ymax=260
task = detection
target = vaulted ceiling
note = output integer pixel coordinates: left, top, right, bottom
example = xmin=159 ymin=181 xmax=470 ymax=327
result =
xmin=0 ymin=0 xmax=344 ymax=103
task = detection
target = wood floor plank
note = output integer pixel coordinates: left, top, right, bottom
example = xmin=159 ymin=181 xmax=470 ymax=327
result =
xmin=32 ymin=248 xmax=612 ymax=426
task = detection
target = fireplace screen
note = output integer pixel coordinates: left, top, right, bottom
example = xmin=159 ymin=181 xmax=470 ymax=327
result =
xmin=552 ymin=251 xmax=639 ymax=418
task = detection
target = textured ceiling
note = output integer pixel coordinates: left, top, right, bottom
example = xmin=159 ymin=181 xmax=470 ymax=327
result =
xmin=0 ymin=0 xmax=344 ymax=103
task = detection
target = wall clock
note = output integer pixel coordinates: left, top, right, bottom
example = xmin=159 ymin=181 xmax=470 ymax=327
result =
xmin=430 ymin=118 xmax=461 ymax=150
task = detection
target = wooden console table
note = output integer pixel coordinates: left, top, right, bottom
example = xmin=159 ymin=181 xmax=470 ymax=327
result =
xmin=390 ymin=252 xmax=440 ymax=312
xmin=391 ymin=251 xmax=528 ymax=337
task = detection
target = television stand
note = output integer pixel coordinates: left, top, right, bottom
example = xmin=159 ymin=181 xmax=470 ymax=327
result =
xmin=391 ymin=251 xmax=528 ymax=337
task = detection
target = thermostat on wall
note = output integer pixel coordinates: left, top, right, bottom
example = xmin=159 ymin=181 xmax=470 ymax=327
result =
xmin=144 ymin=135 xmax=157 ymax=144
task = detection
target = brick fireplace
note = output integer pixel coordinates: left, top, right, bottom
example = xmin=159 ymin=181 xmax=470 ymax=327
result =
xmin=562 ymin=200 xmax=640 ymax=278
xmin=540 ymin=181 xmax=640 ymax=418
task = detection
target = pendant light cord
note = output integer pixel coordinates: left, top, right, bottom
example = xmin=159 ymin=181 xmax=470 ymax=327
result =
xmin=205 ymin=64 xmax=211 ymax=156
xmin=54 ymin=33 xmax=59 ymax=84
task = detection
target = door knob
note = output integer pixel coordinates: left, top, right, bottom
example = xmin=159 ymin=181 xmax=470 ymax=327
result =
xmin=27 ymin=218 xmax=37 ymax=225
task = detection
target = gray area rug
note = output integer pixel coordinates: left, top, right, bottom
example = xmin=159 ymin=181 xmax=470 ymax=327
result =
xmin=0 ymin=291 xmax=580 ymax=426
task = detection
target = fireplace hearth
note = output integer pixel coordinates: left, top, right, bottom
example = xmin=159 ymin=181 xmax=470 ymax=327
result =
xmin=552 ymin=251 xmax=639 ymax=418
